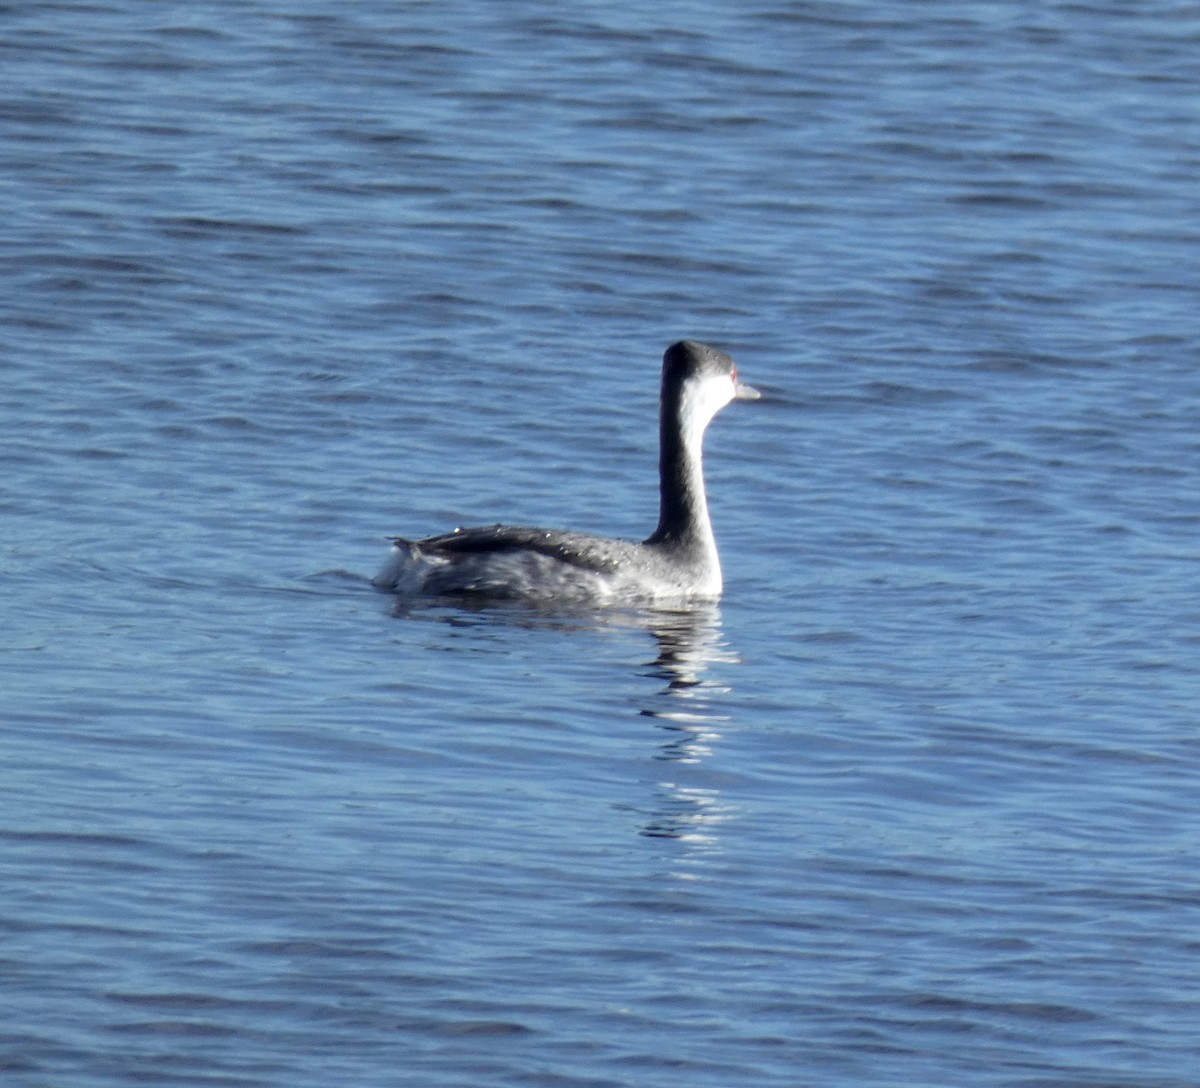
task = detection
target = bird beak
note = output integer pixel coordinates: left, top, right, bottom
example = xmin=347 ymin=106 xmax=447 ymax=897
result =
xmin=734 ymin=379 xmax=761 ymax=401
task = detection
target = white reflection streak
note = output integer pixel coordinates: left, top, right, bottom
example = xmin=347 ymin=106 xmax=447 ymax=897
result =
xmin=655 ymin=785 xmax=733 ymax=848
xmin=639 ymin=605 xmax=739 ymax=845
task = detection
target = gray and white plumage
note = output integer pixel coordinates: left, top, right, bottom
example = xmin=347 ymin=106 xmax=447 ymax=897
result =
xmin=373 ymin=340 xmax=759 ymax=604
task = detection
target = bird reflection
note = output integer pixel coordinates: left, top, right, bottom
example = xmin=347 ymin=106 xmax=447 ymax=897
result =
xmin=637 ymin=604 xmax=739 ymax=844
xmin=390 ymin=596 xmax=742 ymax=846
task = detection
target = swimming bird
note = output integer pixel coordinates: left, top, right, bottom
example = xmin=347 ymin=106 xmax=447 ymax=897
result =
xmin=373 ymin=340 xmax=759 ymax=604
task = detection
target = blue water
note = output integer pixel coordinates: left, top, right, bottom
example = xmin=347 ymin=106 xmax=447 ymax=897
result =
xmin=4 ymin=3 xmax=1200 ymax=1086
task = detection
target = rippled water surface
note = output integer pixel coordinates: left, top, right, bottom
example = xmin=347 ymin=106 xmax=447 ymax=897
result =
xmin=4 ymin=3 xmax=1200 ymax=1086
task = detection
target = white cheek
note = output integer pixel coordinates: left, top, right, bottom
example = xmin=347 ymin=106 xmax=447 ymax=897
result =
xmin=680 ymin=375 xmax=735 ymax=441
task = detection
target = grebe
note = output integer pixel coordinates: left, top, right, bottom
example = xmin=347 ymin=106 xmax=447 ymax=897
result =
xmin=373 ymin=340 xmax=759 ymax=604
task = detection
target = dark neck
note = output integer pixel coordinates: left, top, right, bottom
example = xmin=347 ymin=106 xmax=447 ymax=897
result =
xmin=645 ymin=388 xmax=711 ymax=548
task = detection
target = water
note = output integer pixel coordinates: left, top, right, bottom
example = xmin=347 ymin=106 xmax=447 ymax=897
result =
xmin=3 ymin=2 xmax=1200 ymax=1085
